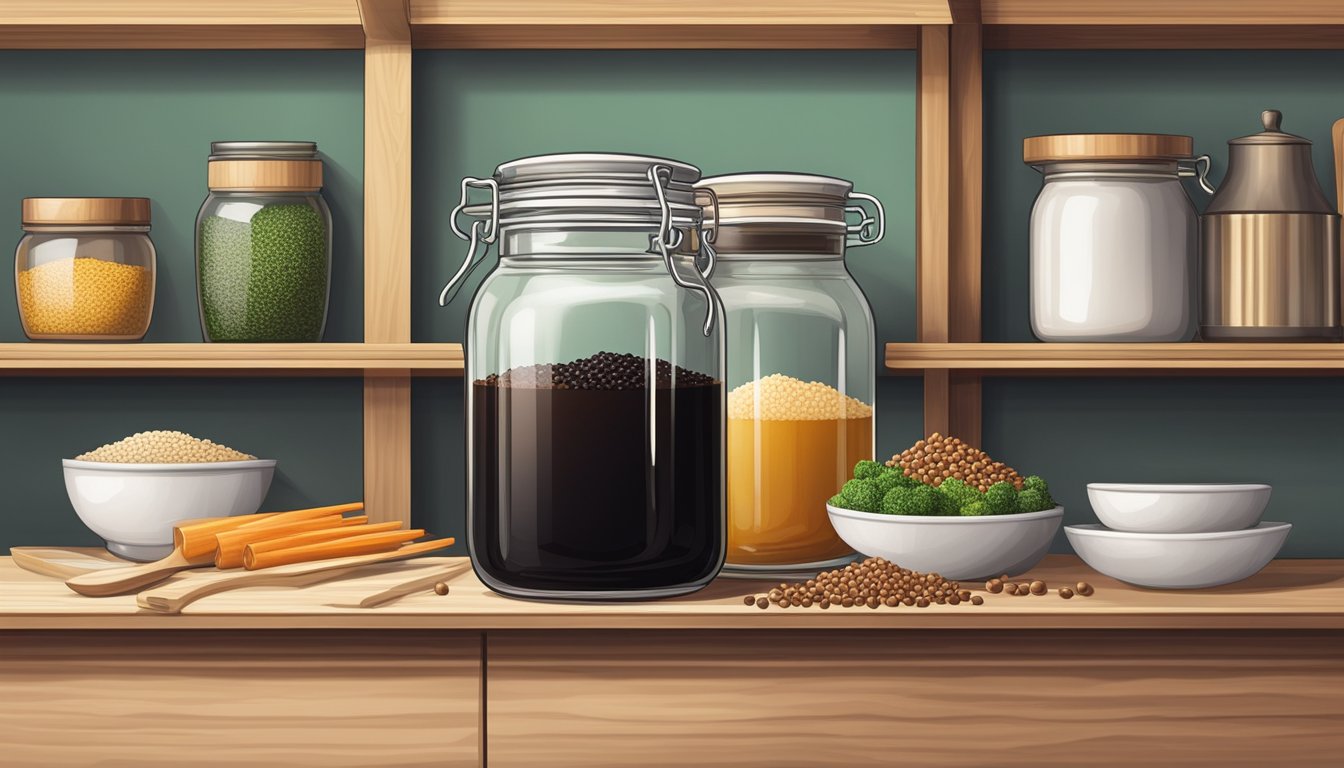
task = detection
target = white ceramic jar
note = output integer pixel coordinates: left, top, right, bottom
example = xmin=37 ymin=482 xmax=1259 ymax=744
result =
xmin=1024 ymin=135 xmax=1208 ymax=342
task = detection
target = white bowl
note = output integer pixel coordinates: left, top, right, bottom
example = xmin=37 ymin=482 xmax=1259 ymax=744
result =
xmin=1065 ymin=522 xmax=1290 ymax=589
xmin=63 ymin=459 xmax=277 ymax=562
xmin=1087 ymin=483 xmax=1271 ymax=534
xmin=826 ymin=504 xmax=1064 ymax=580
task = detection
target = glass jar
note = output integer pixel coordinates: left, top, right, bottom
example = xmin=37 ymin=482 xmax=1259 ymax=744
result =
xmin=196 ymin=141 xmax=332 ymax=342
xmin=694 ymin=173 xmax=882 ymax=576
xmin=442 ymin=153 xmax=726 ymax=601
xmin=15 ymin=197 xmax=156 ymax=341
xmin=1025 ymin=135 xmax=1210 ymax=342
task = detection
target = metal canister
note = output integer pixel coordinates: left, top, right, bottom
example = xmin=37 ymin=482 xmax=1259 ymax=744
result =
xmin=1201 ymin=110 xmax=1341 ymax=341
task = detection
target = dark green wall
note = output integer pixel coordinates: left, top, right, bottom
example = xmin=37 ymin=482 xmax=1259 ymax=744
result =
xmin=983 ymin=51 xmax=1344 ymax=554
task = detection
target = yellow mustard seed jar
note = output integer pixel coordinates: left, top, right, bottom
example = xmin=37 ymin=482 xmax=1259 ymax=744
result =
xmin=15 ymin=197 xmax=156 ymax=341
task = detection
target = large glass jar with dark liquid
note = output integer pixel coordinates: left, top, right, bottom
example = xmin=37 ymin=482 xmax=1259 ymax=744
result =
xmin=441 ymin=153 xmax=726 ymax=600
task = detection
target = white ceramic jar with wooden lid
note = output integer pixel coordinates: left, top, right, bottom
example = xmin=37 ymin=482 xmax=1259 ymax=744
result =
xmin=1024 ymin=134 xmax=1210 ymax=342
xmin=15 ymin=197 xmax=156 ymax=341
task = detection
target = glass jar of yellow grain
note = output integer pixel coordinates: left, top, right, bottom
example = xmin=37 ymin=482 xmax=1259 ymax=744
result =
xmin=15 ymin=197 xmax=156 ymax=341
xmin=695 ymin=174 xmax=883 ymax=576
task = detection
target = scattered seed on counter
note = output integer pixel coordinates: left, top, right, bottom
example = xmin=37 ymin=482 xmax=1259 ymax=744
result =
xmin=986 ymin=579 xmax=1004 ymax=593
xmin=1029 ymin=580 xmax=1047 ymax=596
xmin=971 ymin=595 xmax=984 ymax=605
xmin=743 ymin=557 xmax=981 ymax=610
xmin=75 ymin=430 xmax=255 ymax=463
xmin=434 ymin=582 xmax=450 ymax=596
xmin=1059 ymin=587 xmax=1074 ymax=599
xmin=1077 ymin=582 xmax=1095 ymax=597
xmin=743 ymin=595 xmax=755 ymax=605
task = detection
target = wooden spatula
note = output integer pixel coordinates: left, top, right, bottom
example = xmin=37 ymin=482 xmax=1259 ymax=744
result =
xmin=137 ymin=539 xmax=455 ymax=614
xmin=65 ymin=544 xmax=210 ymax=597
xmin=11 ymin=547 xmax=130 ymax=580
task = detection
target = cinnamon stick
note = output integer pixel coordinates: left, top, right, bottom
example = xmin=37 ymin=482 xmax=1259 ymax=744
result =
xmin=215 ymin=515 xmax=365 ymax=569
xmin=173 ymin=502 xmax=364 ymax=561
xmin=242 ymin=529 xmax=430 ymax=570
xmin=245 ymin=521 xmax=405 ymax=557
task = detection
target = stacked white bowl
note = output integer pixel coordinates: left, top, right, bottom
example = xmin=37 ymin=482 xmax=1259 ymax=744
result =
xmin=1064 ymin=484 xmax=1289 ymax=589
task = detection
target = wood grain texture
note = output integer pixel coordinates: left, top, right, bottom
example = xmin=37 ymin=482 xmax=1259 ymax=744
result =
xmin=410 ymin=0 xmax=952 ymax=25
xmin=886 ymin=342 xmax=1344 ymax=372
xmin=986 ymin=24 xmax=1344 ymax=50
xmin=412 ymin=23 xmax=918 ymax=49
xmin=923 ymin=368 xmax=950 ymax=435
xmin=487 ymin=630 xmax=1344 ymax=768
xmin=0 ymin=1 xmax=362 ymax=25
xmin=916 ymin=25 xmax=950 ymax=345
xmin=0 ymin=631 xmax=480 ymax=767
xmin=6 ymin=555 xmax=1344 ymax=631
xmin=0 ymin=342 xmax=462 ymax=375
xmin=980 ymin=0 xmax=1344 ymax=25
xmin=364 ymin=376 xmax=412 ymax=526
xmin=360 ymin=0 xmax=414 ymax=531
xmin=948 ymin=15 xmax=982 ymax=445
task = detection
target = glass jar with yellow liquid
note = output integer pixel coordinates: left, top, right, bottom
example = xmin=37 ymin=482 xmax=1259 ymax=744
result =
xmin=695 ymin=174 xmax=883 ymax=576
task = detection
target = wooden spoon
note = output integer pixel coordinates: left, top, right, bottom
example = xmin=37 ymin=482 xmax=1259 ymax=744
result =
xmin=65 ymin=545 xmax=211 ymax=597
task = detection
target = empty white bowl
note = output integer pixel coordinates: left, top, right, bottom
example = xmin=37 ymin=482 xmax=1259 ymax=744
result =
xmin=63 ymin=459 xmax=277 ymax=561
xmin=827 ymin=504 xmax=1064 ymax=580
xmin=1065 ymin=522 xmax=1290 ymax=589
xmin=1087 ymin=483 xmax=1271 ymax=534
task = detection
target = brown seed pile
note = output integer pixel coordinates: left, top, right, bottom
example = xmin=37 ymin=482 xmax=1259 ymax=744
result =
xmin=745 ymin=557 xmax=983 ymax=609
xmin=75 ymin=430 xmax=255 ymax=463
xmin=986 ymin=576 xmax=1095 ymax=599
xmin=887 ymin=432 xmax=1023 ymax=492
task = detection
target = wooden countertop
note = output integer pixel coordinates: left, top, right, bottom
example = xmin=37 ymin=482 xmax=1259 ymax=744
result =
xmin=2 ymin=554 xmax=1342 ymax=631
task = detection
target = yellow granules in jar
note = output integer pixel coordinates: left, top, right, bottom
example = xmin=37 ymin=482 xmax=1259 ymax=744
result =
xmin=727 ymin=373 xmax=873 ymax=420
xmin=76 ymin=430 xmax=256 ymax=463
xmin=727 ymin=374 xmax=873 ymax=567
xmin=17 ymin=257 xmax=152 ymax=338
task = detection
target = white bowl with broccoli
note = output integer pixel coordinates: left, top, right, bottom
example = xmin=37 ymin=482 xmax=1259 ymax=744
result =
xmin=825 ymin=461 xmax=1064 ymax=580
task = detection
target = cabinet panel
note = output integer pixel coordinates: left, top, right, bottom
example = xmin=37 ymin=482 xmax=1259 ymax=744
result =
xmin=487 ymin=629 xmax=1344 ymax=768
xmin=0 ymin=631 xmax=481 ymax=767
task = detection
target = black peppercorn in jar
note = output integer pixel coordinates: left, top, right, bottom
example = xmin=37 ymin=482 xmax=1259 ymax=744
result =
xmin=441 ymin=153 xmax=726 ymax=601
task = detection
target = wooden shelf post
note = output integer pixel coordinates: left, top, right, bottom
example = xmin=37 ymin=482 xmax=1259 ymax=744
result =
xmin=917 ymin=23 xmax=951 ymax=437
xmin=359 ymin=0 xmax=413 ymax=526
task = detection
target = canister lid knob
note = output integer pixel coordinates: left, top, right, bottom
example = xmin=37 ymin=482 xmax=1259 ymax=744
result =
xmin=1262 ymin=109 xmax=1282 ymax=133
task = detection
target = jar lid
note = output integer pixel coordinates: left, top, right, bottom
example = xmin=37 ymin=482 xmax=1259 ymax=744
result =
xmin=696 ymin=173 xmax=854 ymax=228
xmin=207 ymin=140 xmax=323 ymax=192
xmin=22 ymin=197 xmax=150 ymax=226
xmin=1023 ymin=134 xmax=1194 ymax=164
xmin=488 ymin=153 xmax=702 ymax=225
xmin=1228 ymin=110 xmax=1309 ymax=146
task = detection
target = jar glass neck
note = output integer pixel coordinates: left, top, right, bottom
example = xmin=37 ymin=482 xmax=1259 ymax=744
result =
xmin=1040 ymin=161 xmax=1181 ymax=180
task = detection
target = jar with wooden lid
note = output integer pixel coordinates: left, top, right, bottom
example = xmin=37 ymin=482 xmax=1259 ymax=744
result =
xmin=196 ymin=141 xmax=331 ymax=342
xmin=15 ymin=197 xmax=156 ymax=341
xmin=694 ymin=173 xmax=883 ymax=576
xmin=1024 ymin=133 xmax=1211 ymax=342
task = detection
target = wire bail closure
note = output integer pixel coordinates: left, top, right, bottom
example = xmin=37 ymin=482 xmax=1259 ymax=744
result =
xmin=648 ymin=164 xmax=722 ymax=337
xmin=844 ymin=191 xmax=886 ymax=248
xmin=440 ymin=177 xmax=499 ymax=307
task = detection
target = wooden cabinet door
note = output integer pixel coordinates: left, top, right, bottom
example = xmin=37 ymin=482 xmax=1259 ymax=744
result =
xmin=486 ymin=629 xmax=1344 ymax=768
xmin=0 ymin=630 xmax=481 ymax=767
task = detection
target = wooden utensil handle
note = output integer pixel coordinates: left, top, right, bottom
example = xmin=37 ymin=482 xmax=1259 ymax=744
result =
xmin=64 ymin=549 xmax=204 ymax=597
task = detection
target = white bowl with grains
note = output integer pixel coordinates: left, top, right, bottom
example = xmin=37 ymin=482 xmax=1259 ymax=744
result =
xmin=63 ymin=430 xmax=275 ymax=561
xmin=826 ymin=504 xmax=1064 ymax=580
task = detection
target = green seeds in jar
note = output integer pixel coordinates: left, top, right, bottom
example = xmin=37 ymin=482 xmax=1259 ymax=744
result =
xmin=198 ymin=202 xmax=329 ymax=342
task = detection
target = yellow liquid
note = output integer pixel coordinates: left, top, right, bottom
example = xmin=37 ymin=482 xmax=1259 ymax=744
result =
xmin=727 ymin=416 xmax=872 ymax=566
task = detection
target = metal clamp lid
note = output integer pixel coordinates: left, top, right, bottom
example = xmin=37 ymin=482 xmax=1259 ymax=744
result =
xmin=845 ymin=192 xmax=885 ymax=247
xmin=439 ymin=156 xmax=722 ymax=337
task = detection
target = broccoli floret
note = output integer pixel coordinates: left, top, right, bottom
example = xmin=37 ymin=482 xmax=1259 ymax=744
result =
xmin=840 ymin=479 xmax=883 ymax=513
xmin=880 ymin=484 xmax=941 ymax=516
xmin=828 ymin=494 xmax=845 ymax=508
xmin=960 ymin=500 xmax=992 ymax=517
xmin=853 ymin=460 xmax=884 ymax=480
xmin=874 ymin=471 xmax=904 ymax=495
xmin=938 ymin=477 xmax=984 ymax=510
xmin=889 ymin=468 xmax=922 ymax=489
xmin=1016 ymin=488 xmax=1055 ymax=513
xmin=1023 ymin=475 xmax=1049 ymax=494
xmin=984 ymin=481 xmax=1019 ymax=515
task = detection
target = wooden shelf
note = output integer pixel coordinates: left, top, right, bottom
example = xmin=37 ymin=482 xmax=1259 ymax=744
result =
xmin=886 ymin=342 xmax=1344 ymax=374
xmin=0 ymin=343 xmax=463 ymax=376
xmin=3 ymin=554 xmax=1342 ymax=630
xmin=979 ymin=0 xmax=1344 ymax=25
xmin=408 ymin=0 xmax=941 ymax=48
xmin=0 ymin=0 xmax=366 ymax=49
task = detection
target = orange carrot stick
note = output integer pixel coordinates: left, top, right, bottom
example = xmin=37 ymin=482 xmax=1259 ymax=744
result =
xmin=242 ymin=529 xmax=428 ymax=570
xmin=174 ymin=513 xmax=279 ymax=561
xmin=215 ymin=515 xmax=364 ymax=569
